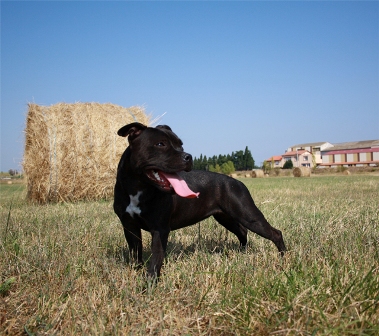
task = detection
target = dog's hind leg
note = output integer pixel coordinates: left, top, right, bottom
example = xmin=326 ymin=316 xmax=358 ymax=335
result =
xmin=240 ymin=204 xmax=286 ymax=255
xmin=213 ymin=213 xmax=248 ymax=248
xmin=222 ymin=192 xmax=286 ymax=255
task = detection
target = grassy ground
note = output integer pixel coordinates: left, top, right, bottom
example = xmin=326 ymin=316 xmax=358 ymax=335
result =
xmin=1 ymin=176 xmax=378 ymax=335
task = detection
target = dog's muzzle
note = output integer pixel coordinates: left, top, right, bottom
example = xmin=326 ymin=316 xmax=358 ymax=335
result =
xmin=145 ymin=169 xmax=199 ymax=198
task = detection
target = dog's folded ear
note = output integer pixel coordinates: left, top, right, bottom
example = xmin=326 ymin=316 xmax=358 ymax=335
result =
xmin=156 ymin=125 xmax=172 ymax=131
xmin=117 ymin=122 xmax=147 ymax=140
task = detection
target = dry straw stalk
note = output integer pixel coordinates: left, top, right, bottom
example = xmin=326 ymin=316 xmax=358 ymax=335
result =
xmin=23 ymin=102 xmax=150 ymax=203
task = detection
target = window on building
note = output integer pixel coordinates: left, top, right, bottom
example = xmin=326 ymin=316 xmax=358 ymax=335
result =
xmin=303 ymin=156 xmax=308 ymax=161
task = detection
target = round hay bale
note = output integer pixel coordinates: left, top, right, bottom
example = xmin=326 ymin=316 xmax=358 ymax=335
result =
xmin=245 ymin=174 xmax=251 ymax=178
xmin=230 ymin=173 xmax=238 ymax=178
xmin=251 ymin=169 xmax=264 ymax=178
xmin=7 ymin=181 xmax=13 ymax=185
xmin=264 ymin=173 xmax=269 ymax=177
xmin=293 ymin=167 xmax=311 ymax=177
xmin=23 ymin=102 xmax=150 ymax=203
xmin=344 ymin=170 xmax=351 ymax=175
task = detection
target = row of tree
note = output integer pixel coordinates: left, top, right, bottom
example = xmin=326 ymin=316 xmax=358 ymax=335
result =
xmin=193 ymin=146 xmax=256 ymax=174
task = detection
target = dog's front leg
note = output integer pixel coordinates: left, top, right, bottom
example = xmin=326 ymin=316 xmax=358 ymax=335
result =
xmin=123 ymin=225 xmax=143 ymax=268
xmin=148 ymin=228 xmax=170 ymax=278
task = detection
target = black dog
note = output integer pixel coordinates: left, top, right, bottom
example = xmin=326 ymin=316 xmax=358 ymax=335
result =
xmin=114 ymin=123 xmax=286 ymax=278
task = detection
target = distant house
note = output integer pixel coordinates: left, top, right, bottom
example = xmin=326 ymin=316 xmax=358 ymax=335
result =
xmin=320 ymin=140 xmax=379 ymax=167
xmin=266 ymin=140 xmax=379 ymax=169
xmin=266 ymin=155 xmax=283 ymax=168
xmin=286 ymin=142 xmax=333 ymax=166
xmin=266 ymin=151 xmax=313 ymax=168
xmin=282 ymin=150 xmax=313 ymax=168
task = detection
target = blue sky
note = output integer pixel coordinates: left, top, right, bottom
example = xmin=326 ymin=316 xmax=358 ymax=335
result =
xmin=1 ymin=1 xmax=378 ymax=172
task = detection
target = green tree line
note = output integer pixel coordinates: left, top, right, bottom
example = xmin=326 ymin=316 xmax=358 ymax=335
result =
xmin=193 ymin=146 xmax=255 ymax=174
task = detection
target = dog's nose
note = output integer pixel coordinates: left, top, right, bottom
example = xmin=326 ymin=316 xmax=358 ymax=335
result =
xmin=182 ymin=153 xmax=192 ymax=162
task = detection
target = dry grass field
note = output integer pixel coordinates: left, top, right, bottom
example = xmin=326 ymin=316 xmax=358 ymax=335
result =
xmin=1 ymin=175 xmax=378 ymax=335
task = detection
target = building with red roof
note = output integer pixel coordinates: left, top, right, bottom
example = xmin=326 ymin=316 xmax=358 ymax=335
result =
xmin=265 ymin=140 xmax=379 ymax=168
xmin=320 ymin=140 xmax=379 ymax=167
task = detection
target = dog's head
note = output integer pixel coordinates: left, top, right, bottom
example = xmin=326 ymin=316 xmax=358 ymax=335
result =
xmin=118 ymin=122 xmax=198 ymax=198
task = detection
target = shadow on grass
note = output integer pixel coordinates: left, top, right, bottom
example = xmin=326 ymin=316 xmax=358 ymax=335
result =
xmin=106 ymin=236 xmax=245 ymax=268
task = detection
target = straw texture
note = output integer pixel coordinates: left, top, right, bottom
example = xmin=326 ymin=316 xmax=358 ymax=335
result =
xmin=251 ymin=169 xmax=264 ymax=178
xmin=293 ymin=167 xmax=311 ymax=177
xmin=23 ymin=103 xmax=149 ymax=203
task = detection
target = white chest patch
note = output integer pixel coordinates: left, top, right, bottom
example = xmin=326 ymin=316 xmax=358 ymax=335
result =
xmin=126 ymin=191 xmax=143 ymax=218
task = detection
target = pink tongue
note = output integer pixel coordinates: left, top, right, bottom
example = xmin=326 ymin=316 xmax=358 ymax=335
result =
xmin=161 ymin=172 xmax=200 ymax=198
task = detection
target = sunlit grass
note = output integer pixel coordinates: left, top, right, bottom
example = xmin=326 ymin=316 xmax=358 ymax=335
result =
xmin=1 ymin=176 xmax=378 ymax=335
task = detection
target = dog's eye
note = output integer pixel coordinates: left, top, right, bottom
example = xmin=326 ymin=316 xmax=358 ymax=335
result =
xmin=155 ymin=142 xmax=165 ymax=147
